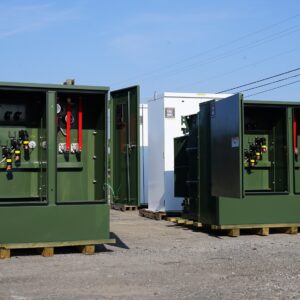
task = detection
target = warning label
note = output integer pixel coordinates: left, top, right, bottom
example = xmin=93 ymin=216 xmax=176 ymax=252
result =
xmin=231 ymin=137 xmax=239 ymax=148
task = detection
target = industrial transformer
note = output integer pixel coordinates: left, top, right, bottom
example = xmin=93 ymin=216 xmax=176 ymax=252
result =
xmin=174 ymin=93 xmax=300 ymax=231
xmin=0 ymin=81 xmax=138 ymax=253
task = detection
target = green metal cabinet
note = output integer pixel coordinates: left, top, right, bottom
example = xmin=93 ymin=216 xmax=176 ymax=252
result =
xmin=110 ymin=86 xmax=140 ymax=206
xmin=175 ymin=93 xmax=300 ymax=226
xmin=0 ymin=81 xmax=131 ymax=247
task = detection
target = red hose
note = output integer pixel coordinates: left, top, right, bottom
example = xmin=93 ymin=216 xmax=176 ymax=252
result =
xmin=66 ymin=98 xmax=71 ymax=152
xmin=78 ymin=97 xmax=83 ymax=152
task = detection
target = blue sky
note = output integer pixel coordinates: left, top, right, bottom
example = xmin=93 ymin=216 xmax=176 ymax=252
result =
xmin=1 ymin=0 xmax=300 ymax=101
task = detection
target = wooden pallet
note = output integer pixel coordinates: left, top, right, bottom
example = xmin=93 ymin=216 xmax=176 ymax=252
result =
xmin=211 ymin=223 xmax=300 ymax=237
xmin=167 ymin=217 xmax=203 ymax=228
xmin=167 ymin=218 xmax=299 ymax=237
xmin=166 ymin=217 xmax=179 ymax=222
xmin=0 ymin=239 xmax=115 ymax=259
xmin=139 ymin=209 xmax=166 ymax=220
xmin=111 ymin=203 xmax=138 ymax=211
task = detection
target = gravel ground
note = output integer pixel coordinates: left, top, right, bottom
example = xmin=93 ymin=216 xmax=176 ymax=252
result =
xmin=0 ymin=210 xmax=300 ymax=300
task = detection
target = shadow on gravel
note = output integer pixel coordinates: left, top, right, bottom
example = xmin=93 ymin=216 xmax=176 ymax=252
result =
xmin=109 ymin=232 xmax=130 ymax=250
xmin=165 ymin=224 xmax=225 ymax=239
xmin=2 ymin=234 xmax=129 ymax=259
xmin=9 ymin=244 xmax=113 ymax=258
xmin=165 ymin=223 xmax=292 ymax=239
xmin=10 ymin=248 xmax=42 ymax=257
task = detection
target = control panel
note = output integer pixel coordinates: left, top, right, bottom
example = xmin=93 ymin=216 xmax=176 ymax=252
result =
xmin=56 ymin=97 xmax=82 ymax=155
xmin=244 ymin=136 xmax=268 ymax=169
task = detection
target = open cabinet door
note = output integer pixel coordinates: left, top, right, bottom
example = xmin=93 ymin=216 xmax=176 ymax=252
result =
xmin=110 ymin=86 xmax=140 ymax=206
xmin=210 ymin=93 xmax=243 ymax=198
xmin=174 ymin=136 xmax=188 ymax=198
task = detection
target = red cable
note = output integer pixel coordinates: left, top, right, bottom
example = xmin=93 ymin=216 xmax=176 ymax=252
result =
xmin=66 ymin=98 xmax=71 ymax=152
xmin=78 ymin=97 xmax=83 ymax=152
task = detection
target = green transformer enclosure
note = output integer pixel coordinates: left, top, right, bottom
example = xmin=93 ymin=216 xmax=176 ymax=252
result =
xmin=110 ymin=86 xmax=140 ymax=206
xmin=174 ymin=93 xmax=300 ymax=226
xmin=0 ymin=81 xmax=138 ymax=247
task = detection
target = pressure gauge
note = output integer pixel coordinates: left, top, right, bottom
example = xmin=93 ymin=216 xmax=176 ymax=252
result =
xmin=57 ymin=104 xmax=61 ymax=114
xmin=29 ymin=140 xmax=37 ymax=149
xmin=65 ymin=114 xmax=74 ymax=124
xmin=41 ymin=141 xmax=47 ymax=149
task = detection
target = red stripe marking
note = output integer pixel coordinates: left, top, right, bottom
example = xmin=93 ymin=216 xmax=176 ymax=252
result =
xmin=66 ymin=98 xmax=71 ymax=151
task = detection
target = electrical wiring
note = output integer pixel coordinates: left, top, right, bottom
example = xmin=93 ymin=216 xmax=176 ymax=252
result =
xmin=60 ymin=127 xmax=67 ymax=137
xmin=240 ymin=73 xmax=300 ymax=93
xmin=157 ymin=23 xmax=300 ymax=81
xmin=245 ymin=78 xmax=300 ymax=97
xmin=0 ymin=148 xmax=15 ymax=164
xmin=218 ymin=67 xmax=300 ymax=93
xmin=131 ymin=23 xmax=300 ymax=86
xmin=175 ymin=44 xmax=300 ymax=90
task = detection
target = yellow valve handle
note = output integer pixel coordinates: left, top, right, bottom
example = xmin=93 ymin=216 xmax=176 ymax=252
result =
xmin=250 ymin=159 xmax=256 ymax=167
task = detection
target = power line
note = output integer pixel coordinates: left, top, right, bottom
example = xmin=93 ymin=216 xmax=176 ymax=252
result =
xmin=218 ymin=67 xmax=300 ymax=93
xmin=245 ymin=79 xmax=300 ymax=97
xmin=112 ymin=13 xmax=300 ymax=86
xmin=175 ymin=44 xmax=300 ymax=91
xmin=136 ymin=23 xmax=300 ymax=86
xmin=240 ymin=73 xmax=300 ymax=93
xmin=156 ymin=23 xmax=300 ymax=81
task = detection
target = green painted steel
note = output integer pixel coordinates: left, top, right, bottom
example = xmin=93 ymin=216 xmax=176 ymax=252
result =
xmin=0 ymin=82 xmax=111 ymax=245
xmin=0 ymin=205 xmax=110 ymax=244
xmin=55 ymin=92 xmax=107 ymax=203
xmin=211 ymin=94 xmax=243 ymax=198
xmin=0 ymin=81 xmax=109 ymax=92
xmin=47 ymin=91 xmax=57 ymax=205
xmin=176 ymin=94 xmax=300 ymax=226
xmin=110 ymin=86 xmax=140 ymax=206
